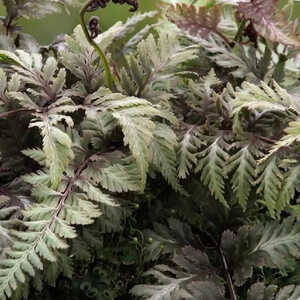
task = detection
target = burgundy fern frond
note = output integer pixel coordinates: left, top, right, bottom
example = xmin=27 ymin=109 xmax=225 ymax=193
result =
xmin=165 ymin=4 xmax=221 ymax=39
xmin=238 ymin=0 xmax=300 ymax=48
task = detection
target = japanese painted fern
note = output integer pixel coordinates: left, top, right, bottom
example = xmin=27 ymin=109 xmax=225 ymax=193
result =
xmin=1 ymin=0 xmax=300 ymax=299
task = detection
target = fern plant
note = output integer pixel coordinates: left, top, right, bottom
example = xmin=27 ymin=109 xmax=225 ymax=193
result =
xmin=1 ymin=0 xmax=300 ymax=299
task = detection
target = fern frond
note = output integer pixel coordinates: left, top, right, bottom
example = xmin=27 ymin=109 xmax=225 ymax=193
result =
xmin=0 ymin=51 xmax=24 ymax=68
xmin=199 ymin=34 xmax=253 ymax=78
xmin=188 ymin=68 xmax=221 ymax=100
xmin=122 ymin=23 xmax=155 ymax=56
xmin=249 ymin=217 xmax=300 ymax=268
xmin=0 ymin=195 xmax=20 ymax=256
xmin=221 ymin=228 xmax=255 ymax=286
xmin=186 ymin=281 xmax=227 ymax=300
xmin=195 ymin=136 xmax=229 ymax=207
xmin=227 ymin=143 xmax=258 ymax=210
xmin=119 ymin=30 xmax=198 ymax=98
xmin=88 ymin=88 xmax=177 ymax=123
xmin=256 ymin=156 xmax=283 ymax=217
xmin=0 ymin=204 xmax=66 ymax=298
xmin=114 ymin=114 xmax=154 ymax=189
xmin=29 ymin=118 xmax=73 ymax=189
xmin=233 ymin=81 xmax=297 ymax=135
xmin=0 ymin=69 xmax=7 ymax=98
xmin=273 ymin=285 xmax=300 ymax=299
xmin=91 ymin=11 xmax=158 ymax=68
xmin=0 ymin=50 xmax=82 ymax=190
xmin=114 ymin=11 xmax=157 ymax=40
xmin=234 ymin=81 xmax=295 ymax=113
xmin=23 ymin=170 xmax=50 ymax=186
xmin=61 ymin=26 xmax=105 ymax=90
xmin=1 ymin=51 xmax=78 ymax=191
xmin=246 ymin=282 xmax=277 ymax=300
xmin=99 ymin=162 xmax=141 ymax=193
xmin=22 ymin=149 xmax=46 ymax=167
xmin=130 ymin=267 xmax=191 ymax=300
xmin=81 ymin=111 xmax=117 ymax=149
xmin=145 ymin=31 xmax=198 ymax=73
xmin=61 ymin=192 xmax=102 ymax=225
xmin=177 ymin=127 xmax=203 ymax=179
xmin=266 ymin=119 xmax=300 ymax=159
xmin=238 ymin=0 xmax=300 ymax=48
xmin=149 ymin=124 xmax=183 ymax=192
xmin=222 ymin=218 xmax=300 ymax=286
xmin=144 ymin=218 xmax=196 ymax=262
xmin=277 ymin=165 xmax=300 ymax=216
xmin=186 ymin=69 xmax=222 ymax=124
xmin=131 ymin=246 xmax=224 ymax=300
xmin=0 ymin=153 xmax=111 ymax=298
xmin=9 ymin=91 xmax=40 ymax=111
xmin=247 ymin=283 xmax=300 ymax=300
xmin=1 ymin=51 xmax=68 ymax=105
xmin=85 ymin=88 xmax=177 ymax=189
xmin=75 ymin=179 xmax=117 ymax=207
xmin=165 ymin=4 xmax=221 ymax=39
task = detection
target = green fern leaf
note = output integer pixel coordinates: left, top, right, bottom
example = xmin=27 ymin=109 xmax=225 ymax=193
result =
xmin=0 ymin=158 xmax=108 ymax=298
xmin=177 ymin=128 xmax=203 ymax=179
xmin=233 ymin=81 xmax=295 ymax=115
xmin=120 ymin=30 xmax=197 ymax=98
xmin=195 ymin=136 xmax=229 ymax=207
xmin=99 ymin=162 xmax=141 ymax=193
xmin=113 ymin=11 xmax=157 ymax=41
xmin=256 ymin=156 xmax=283 ymax=217
xmin=113 ymin=114 xmax=154 ymax=189
xmin=30 ymin=119 xmax=73 ymax=189
xmin=0 ymin=218 xmax=61 ymax=296
xmin=233 ymin=81 xmax=296 ymax=135
xmin=266 ymin=120 xmax=300 ymax=161
xmin=227 ymin=143 xmax=260 ymax=210
xmin=109 ymin=11 xmax=157 ymax=61
xmin=277 ymin=165 xmax=300 ymax=215
xmin=0 ymin=51 xmax=23 ymax=67
xmin=22 ymin=149 xmax=46 ymax=167
xmin=123 ymin=24 xmax=155 ymax=57
xmin=52 ymin=218 xmax=77 ymax=239
xmin=61 ymin=26 xmax=105 ymax=90
xmin=149 ymin=124 xmax=183 ymax=192
xmin=75 ymin=180 xmax=117 ymax=207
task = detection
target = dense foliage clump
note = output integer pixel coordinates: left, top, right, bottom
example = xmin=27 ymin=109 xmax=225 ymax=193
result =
xmin=1 ymin=0 xmax=300 ymax=299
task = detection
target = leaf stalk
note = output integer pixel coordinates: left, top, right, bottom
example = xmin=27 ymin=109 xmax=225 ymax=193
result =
xmin=219 ymin=247 xmax=238 ymax=300
xmin=234 ymin=18 xmax=247 ymax=43
xmin=80 ymin=0 xmax=114 ymax=90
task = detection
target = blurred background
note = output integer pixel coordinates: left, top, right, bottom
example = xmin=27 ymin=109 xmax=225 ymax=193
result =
xmin=0 ymin=1 xmax=157 ymax=45
xmin=0 ymin=0 xmax=299 ymax=45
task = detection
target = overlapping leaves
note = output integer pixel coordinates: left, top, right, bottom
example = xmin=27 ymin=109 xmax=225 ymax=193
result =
xmin=238 ymin=0 xmax=300 ymax=48
xmin=165 ymin=3 xmax=221 ymax=39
